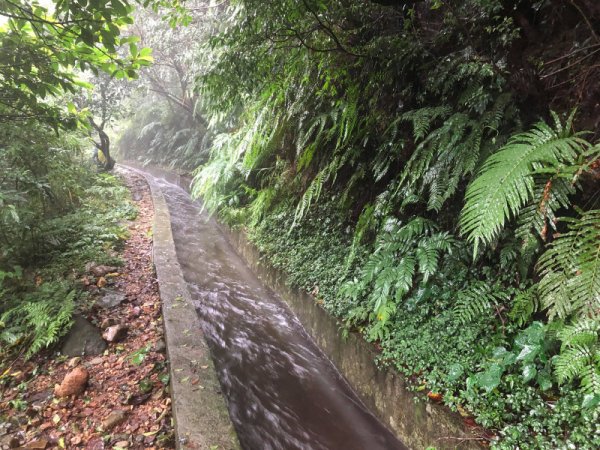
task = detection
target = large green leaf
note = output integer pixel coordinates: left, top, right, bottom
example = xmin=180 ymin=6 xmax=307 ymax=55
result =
xmin=460 ymin=112 xmax=588 ymax=256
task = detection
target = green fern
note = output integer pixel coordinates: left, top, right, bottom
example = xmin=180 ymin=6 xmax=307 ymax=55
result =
xmin=400 ymin=106 xmax=451 ymax=141
xmin=508 ymin=286 xmax=540 ymax=327
xmin=396 ymin=112 xmax=483 ymax=212
xmin=453 ymin=281 xmax=507 ymax=325
xmin=292 ymin=169 xmax=326 ymax=226
xmin=340 ymin=217 xmax=454 ymax=337
xmin=554 ymin=318 xmax=600 ymax=394
xmin=247 ymin=187 xmax=277 ymax=226
xmin=0 ymin=282 xmax=75 ymax=358
xmin=515 ymin=176 xmax=575 ymax=242
xmin=345 ymin=203 xmax=377 ymax=270
xmin=292 ymin=152 xmax=351 ymax=226
xmin=460 ymin=111 xmax=589 ymax=255
xmin=537 ymin=209 xmax=600 ymax=320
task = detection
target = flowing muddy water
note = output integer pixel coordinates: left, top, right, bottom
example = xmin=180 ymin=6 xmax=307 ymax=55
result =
xmin=137 ymin=168 xmax=406 ymax=450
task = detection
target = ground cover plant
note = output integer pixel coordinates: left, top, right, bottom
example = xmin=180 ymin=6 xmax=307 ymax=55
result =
xmin=0 ymin=0 xmax=186 ymax=360
xmin=0 ymin=130 xmax=135 ymax=358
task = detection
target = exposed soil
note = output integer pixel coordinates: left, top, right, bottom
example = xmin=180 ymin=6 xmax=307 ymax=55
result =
xmin=0 ymin=172 xmax=174 ymax=449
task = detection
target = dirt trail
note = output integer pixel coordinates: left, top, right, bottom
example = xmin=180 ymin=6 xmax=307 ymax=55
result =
xmin=0 ymin=171 xmax=174 ymax=450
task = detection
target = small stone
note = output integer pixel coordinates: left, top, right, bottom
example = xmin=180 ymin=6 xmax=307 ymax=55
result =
xmin=153 ymin=339 xmax=166 ymax=353
xmin=134 ymin=435 xmax=144 ymax=444
xmin=103 ymin=324 xmax=128 ymax=343
xmin=12 ymin=371 xmax=26 ymax=383
xmin=28 ymin=389 xmax=52 ymax=404
xmin=90 ymin=265 xmax=118 ymax=277
xmin=84 ymin=436 xmax=105 ymax=450
xmin=29 ymin=418 xmax=40 ymax=427
xmin=151 ymin=389 xmax=164 ymax=401
xmin=54 ymin=367 xmax=88 ymax=397
xmin=68 ymin=357 xmax=81 ymax=368
xmin=114 ymin=441 xmax=129 ymax=448
xmin=101 ymin=410 xmax=127 ymax=430
xmin=96 ymin=289 xmax=127 ymax=309
xmin=89 ymin=357 xmax=104 ymax=365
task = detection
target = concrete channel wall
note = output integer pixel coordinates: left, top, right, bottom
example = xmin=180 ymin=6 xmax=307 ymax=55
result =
xmin=222 ymin=227 xmax=483 ymax=450
xmin=141 ymin=171 xmax=240 ymax=450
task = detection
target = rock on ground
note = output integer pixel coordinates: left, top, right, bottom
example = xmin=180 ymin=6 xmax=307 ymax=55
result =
xmin=95 ymin=289 xmax=127 ymax=309
xmin=0 ymin=435 xmax=20 ymax=449
xmin=61 ymin=316 xmax=107 ymax=357
xmin=101 ymin=410 xmax=127 ymax=431
xmin=90 ymin=265 xmax=118 ymax=277
xmin=54 ymin=367 xmax=89 ymax=397
xmin=102 ymin=324 xmax=128 ymax=343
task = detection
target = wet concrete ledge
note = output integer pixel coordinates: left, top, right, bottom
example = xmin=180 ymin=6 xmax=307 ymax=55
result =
xmin=221 ymin=226 xmax=484 ymax=450
xmin=135 ymin=168 xmax=240 ymax=450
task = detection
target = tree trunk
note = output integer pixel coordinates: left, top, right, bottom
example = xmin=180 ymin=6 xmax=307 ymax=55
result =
xmin=89 ymin=118 xmax=115 ymax=170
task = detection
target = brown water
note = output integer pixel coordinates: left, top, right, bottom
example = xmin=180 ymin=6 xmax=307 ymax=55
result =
xmin=136 ymin=167 xmax=406 ymax=450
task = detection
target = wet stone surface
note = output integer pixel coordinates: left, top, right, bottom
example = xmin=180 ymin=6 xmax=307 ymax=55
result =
xmin=96 ymin=289 xmax=127 ymax=309
xmin=61 ymin=315 xmax=107 ymax=357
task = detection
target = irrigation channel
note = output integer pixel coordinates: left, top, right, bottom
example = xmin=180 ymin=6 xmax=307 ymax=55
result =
xmin=131 ymin=166 xmax=406 ymax=450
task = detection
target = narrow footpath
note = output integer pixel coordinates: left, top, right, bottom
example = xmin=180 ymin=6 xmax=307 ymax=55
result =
xmin=0 ymin=171 xmax=174 ymax=449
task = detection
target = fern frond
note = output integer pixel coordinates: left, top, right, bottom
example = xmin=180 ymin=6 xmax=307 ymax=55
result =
xmin=416 ymin=244 xmax=439 ymax=283
xmin=296 ymin=112 xmax=330 ymax=172
xmin=538 ymin=209 xmax=600 ymax=320
xmin=453 ymin=281 xmax=505 ymax=324
xmin=461 ymin=111 xmax=588 ymax=255
xmin=508 ymin=286 xmax=540 ymax=327
xmin=292 ymin=169 xmax=326 ymax=226
xmin=339 ymin=216 xmax=455 ymax=336
xmin=292 ymin=152 xmax=351 ymax=226
xmin=516 ymin=176 xmax=575 ymax=241
xmin=558 ymin=318 xmax=600 ymax=347
xmin=0 ymin=282 xmax=75 ymax=358
xmin=394 ymin=217 xmax=438 ymax=246
xmin=392 ymin=255 xmax=417 ymax=299
xmin=138 ymin=121 xmax=163 ymax=142
xmin=396 ymin=112 xmax=483 ymax=211
xmin=581 ymin=365 xmax=600 ymax=395
xmin=345 ymin=203 xmax=377 ymax=270
xmin=400 ymin=106 xmax=451 ymax=141
xmin=247 ymin=187 xmax=277 ymax=226
xmin=554 ymin=317 xmax=600 ymax=393
xmin=554 ymin=344 xmax=594 ymax=384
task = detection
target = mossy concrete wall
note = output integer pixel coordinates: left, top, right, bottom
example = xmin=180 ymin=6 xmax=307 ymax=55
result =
xmin=222 ymin=226 xmax=484 ymax=450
